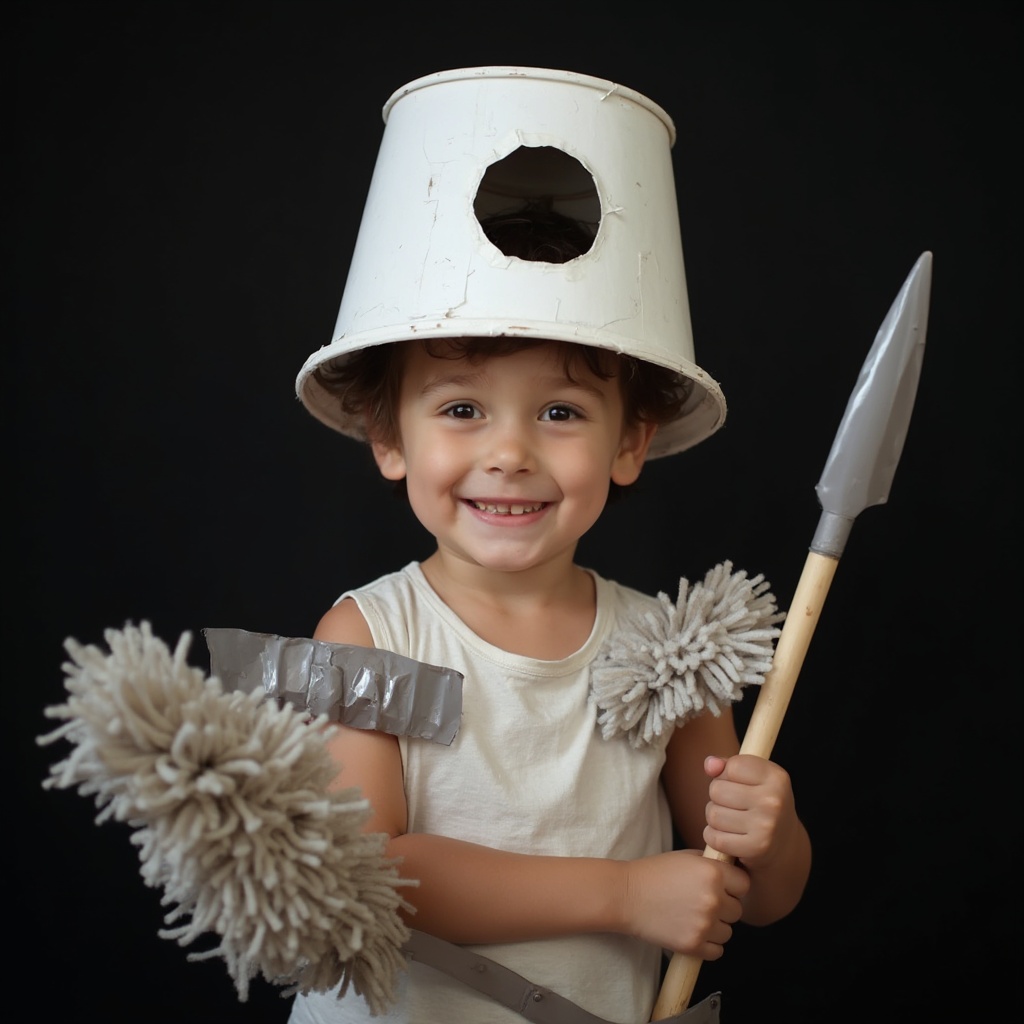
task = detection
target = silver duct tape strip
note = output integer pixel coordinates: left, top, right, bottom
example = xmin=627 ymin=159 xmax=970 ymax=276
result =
xmin=203 ymin=627 xmax=463 ymax=746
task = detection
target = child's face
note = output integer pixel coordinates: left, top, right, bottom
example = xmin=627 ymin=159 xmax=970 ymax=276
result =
xmin=372 ymin=340 xmax=656 ymax=574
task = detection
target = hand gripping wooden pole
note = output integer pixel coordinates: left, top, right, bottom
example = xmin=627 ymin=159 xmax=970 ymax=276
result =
xmin=650 ymin=550 xmax=838 ymax=1020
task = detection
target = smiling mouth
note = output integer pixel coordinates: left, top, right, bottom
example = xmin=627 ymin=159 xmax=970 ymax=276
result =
xmin=468 ymin=501 xmax=546 ymax=516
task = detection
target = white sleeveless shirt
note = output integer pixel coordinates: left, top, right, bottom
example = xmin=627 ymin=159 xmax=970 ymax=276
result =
xmin=289 ymin=562 xmax=672 ymax=1024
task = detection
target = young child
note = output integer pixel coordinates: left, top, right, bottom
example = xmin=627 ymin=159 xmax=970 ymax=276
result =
xmin=287 ymin=69 xmax=811 ymax=1024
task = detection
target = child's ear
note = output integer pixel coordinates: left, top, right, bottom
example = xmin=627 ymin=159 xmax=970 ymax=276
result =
xmin=371 ymin=440 xmax=407 ymax=481
xmin=610 ymin=422 xmax=658 ymax=486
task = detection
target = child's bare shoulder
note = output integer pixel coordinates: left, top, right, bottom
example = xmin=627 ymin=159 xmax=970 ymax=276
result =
xmin=314 ymin=596 xmax=374 ymax=647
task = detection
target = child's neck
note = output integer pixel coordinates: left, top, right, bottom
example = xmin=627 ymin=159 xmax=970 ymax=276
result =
xmin=419 ymin=552 xmax=596 ymax=660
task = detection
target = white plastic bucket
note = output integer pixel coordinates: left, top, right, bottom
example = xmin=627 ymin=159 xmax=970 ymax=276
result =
xmin=296 ymin=66 xmax=726 ymax=458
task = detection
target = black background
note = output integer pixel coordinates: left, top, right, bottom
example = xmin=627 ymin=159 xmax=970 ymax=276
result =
xmin=13 ymin=3 xmax=1022 ymax=1022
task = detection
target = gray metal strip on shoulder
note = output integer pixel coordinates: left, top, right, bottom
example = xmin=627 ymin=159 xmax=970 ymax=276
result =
xmin=403 ymin=929 xmax=721 ymax=1024
xmin=203 ymin=627 xmax=463 ymax=745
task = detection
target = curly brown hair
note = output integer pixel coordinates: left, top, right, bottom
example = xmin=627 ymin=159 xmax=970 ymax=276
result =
xmin=315 ymin=337 xmax=689 ymax=446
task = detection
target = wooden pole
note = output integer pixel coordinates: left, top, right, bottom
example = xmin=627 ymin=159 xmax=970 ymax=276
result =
xmin=650 ymin=550 xmax=838 ymax=1020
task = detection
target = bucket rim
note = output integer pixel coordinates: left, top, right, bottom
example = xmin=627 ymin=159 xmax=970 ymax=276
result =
xmin=382 ymin=66 xmax=676 ymax=147
xmin=295 ymin=322 xmax=726 ymax=459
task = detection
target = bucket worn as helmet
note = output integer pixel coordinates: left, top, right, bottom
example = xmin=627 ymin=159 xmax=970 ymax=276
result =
xmin=295 ymin=66 xmax=727 ymax=459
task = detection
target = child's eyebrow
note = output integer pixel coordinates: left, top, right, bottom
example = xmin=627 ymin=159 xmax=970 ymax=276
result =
xmin=418 ymin=371 xmax=488 ymax=397
xmin=419 ymin=370 xmax=607 ymax=400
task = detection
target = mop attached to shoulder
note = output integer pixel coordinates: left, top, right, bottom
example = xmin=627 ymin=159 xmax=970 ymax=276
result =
xmin=37 ymin=622 xmax=461 ymax=1015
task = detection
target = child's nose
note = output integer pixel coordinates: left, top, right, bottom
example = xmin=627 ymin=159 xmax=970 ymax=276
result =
xmin=484 ymin=425 xmax=535 ymax=474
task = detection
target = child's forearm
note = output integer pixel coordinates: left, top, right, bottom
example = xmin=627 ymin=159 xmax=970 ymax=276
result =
xmin=389 ymin=832 xmax=628 ymax=943
xmin=386 ymin=833 xmax=751 ymax=962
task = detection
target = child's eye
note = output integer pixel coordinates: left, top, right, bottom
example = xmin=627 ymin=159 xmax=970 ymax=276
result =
xmin=541 ymin=404 xmax=581 ymax=422
xmin=443 ymin=402 xmax=480 ymax=420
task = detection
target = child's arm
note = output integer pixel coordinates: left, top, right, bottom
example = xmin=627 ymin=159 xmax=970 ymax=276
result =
xmin=316 ymin=598 xmax=752 ymax=961
xmin=325 ymin=720 xmax=751 ymax=960
xmin=661 ymin=710 xmax=812 ymax=927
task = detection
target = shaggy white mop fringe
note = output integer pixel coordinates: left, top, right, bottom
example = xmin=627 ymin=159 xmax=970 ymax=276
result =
xmin=38 ymin=622 xmax=414 ymax=1016
xmin=592 ymin=562 xmax=785 ymax=748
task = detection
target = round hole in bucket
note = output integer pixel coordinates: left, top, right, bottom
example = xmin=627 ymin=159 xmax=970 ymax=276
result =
xmin=473 ymin=145 xmax=600 ymax=264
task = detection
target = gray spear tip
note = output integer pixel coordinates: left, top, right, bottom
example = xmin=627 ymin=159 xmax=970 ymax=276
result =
xmin=811 ymin=251 xmax=932 ymax=559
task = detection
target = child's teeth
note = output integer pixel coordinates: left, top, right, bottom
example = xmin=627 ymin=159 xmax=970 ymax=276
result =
xmin=473 ymin=502 xmax=541 ymax=515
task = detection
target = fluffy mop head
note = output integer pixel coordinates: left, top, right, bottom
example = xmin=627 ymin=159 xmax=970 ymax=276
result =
xmin=38 ymin=622 xmax=414 ymax=1015
xmin=592 ymin=562 xmax=785 ymax=748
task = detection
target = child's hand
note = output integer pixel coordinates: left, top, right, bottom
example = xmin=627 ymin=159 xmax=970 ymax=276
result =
xmin=702 ymin=753 xmax=801 ymax=870
xmin=621 ymin=849 xmax=750 ymax=960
